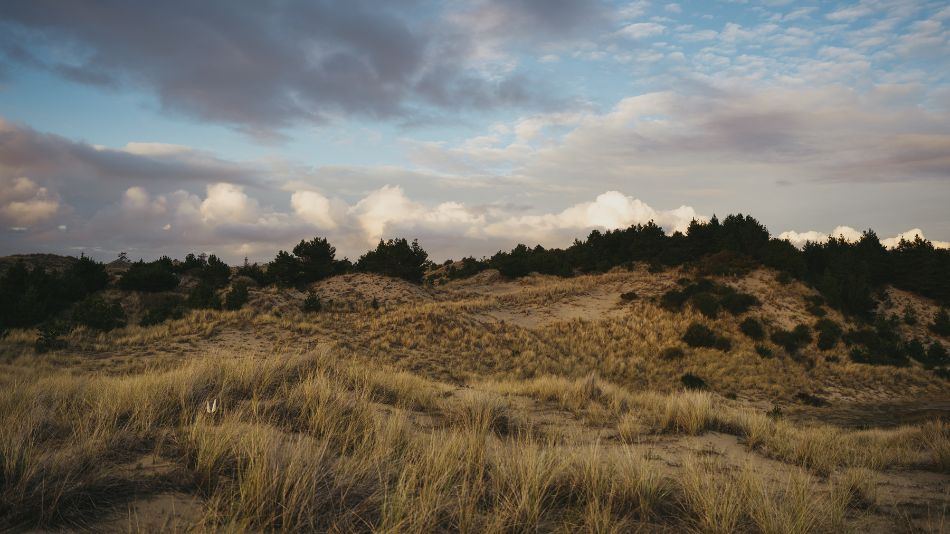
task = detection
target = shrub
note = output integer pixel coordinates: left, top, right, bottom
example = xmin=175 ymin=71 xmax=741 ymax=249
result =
xmin=302 ymin=292 xmax=322 ymax=313
xmin=61 ymin=254 xmax=110 ymax=299
xmin=814 ymin=318 xmax=842 ymax=350
xmin=71 ymin=295 xmax=126 ymax=331
xmin=188 ymin=281 xmax=221 ymax=310
xmin=620 ymin=290 xmax=638 ymax=301
xmin=683 ymin=323 xmax=731 ymax=351
xmin=199 ymin=254 xmax=231 ymax=288
xmin=691 ymin=292 xmax=720 ymax=318
xmin=739 ymin=317 xmax=765 ymax=340
xmin=356 ymin=238 xmax=429 ymax=283
xmin=905 ymin=339 xmax=926 ymax=361
xmin=680 ymin=373 xmax=707 ymax=390
xmin=267 ymin=250 xmax=301 ymax=287
xmin=660 ymin=289 xmax=688 ymax=311
xmin=118 ymin=258 xmax=179 ymax=292
xmin=719 ymin=291 xmax=760 ymax=315
xmin=925 ymin=342 xmax=949 ymax=367
xmin=771 ymin=324 xmax=811 ymax=354
xmin=140 ymin=295 xmax=186 ymax=326
xmin=236 ymin=261 xmax=267 ymax=286
xmin=930 ymin=309 xmax=950 ymax=337
xmin=903 ymin=306 xmax=918 ymax=325
xmin=34 ymin=322 xmax=67 ymax=353
xmin=445 ymin=257 xmax=488 ymax=280
xmin=755 ymin=345 xmax=773 ymax=358
xmin=224 ymin=282 xmax=249 ymax=310
xmin=660 ymin=346 xmax=685 ymax=360
xmin=794 ymin=392 xmax=827 ymax=407
xmin=293 ymin=237 xmax=349 ymax=283
xmin=371 ymin=297 xmax=380 ymax=310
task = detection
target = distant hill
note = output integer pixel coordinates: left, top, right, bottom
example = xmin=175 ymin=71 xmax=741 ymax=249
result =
xmin=0 ymin=253 xmax=78 ymax=274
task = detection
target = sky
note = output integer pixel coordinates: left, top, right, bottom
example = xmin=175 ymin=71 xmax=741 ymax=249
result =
xmin=1 ymin=0 xmax=949 ymax=263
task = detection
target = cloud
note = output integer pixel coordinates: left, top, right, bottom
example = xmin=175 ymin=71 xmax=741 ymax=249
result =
xmin=0 ymin=176 xmax=59 ymax=226
xmin=290 ymin=190 xmax=341 ymax=230
xmin=200 ymin=183 xmax=260 ymax=224
xmin=413 ymin=86 xmax=950 ymax=190
xmin=0 ymin=0 xmax=573 ymax=134
xmin=778 ymin=226 xmax=950 ymax=249
xmin=617 ymin=22 xmax=666 ymax=39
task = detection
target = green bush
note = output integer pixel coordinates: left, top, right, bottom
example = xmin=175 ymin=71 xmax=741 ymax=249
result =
xmin=739 ymin=317 xmax=765 ymax=340
xmin=71 ymin=295 xmax=126 ymax=331
xmin=660 ymin=289 xmax=687 ymax=311
xmin=356 ymin=238 xmax=429 ymax=283
xmin=902 ymin=307 xmax=918 ymax=325
xmin=691 ymin=292 xmax=720 ymax=318
xmin=200 ymin=254 xmax=232 ymax=288
xmin=660 ymin=346 xmax=685 ymax=360
xmin=34 ymin=322 xmax=67 ymax=353
xmin=303 ymin=292 xmax=322 ymax=313
xmin=224 ymin=282 xmax=249 ymax=310
xmin=682 ymin=323 xmax=731 ymax=351
xmin=188 ymin=281 xmax=221 ymax=309
xmin=118 ymin=258 xmax=179 ymax=292
xmin=755 ymin=344 xmax=773 ymax=358
xmin=719 ymin=291 xmax=760 ymax=315
xmin=680 ymin=373 xmax=707 ymax=390
xmin=771 ymin=324 xmax=812 ymax=354
xmin=925 ymin=342 xmax=949 ymax=367
xmin=794 ymin=391 xmax=827 ymax=407
xmin=814 ymin=318 xmax=842 ymax=350
xmin=140 ymin=295 xmax=186 ymax=326
xmin=930 ymin=309 xmax=950 ymax=336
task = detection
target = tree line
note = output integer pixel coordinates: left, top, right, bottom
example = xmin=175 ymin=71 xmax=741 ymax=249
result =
xmin=1 ymin=214 xmax=948 ymax=336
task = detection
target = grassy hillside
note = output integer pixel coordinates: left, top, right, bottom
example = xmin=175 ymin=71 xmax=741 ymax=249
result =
xmin=1 ymin=265 xmax=948 ymax=532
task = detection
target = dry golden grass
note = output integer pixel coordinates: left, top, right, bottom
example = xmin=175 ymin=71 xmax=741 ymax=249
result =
xmin=1 ymin=267 xmax=948 ymax=532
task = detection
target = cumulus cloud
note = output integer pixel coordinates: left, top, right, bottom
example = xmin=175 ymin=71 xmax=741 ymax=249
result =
xmin=0 ymin=176 xmax=59 ymax=226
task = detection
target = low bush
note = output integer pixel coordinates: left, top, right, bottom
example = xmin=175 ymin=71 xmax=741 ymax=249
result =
xmin=903 ymin=306 xmax=918 ymax=325
xmin=794 ymin=391 xmax=827 ymax=407
xmin=118 ymin=258 xmax=179 ymax=292
xmin=739 ymin=317 xmax=765 ymax=340
xmin=680 ymin=373 xmax=707 ymax=390
xmin=34 ymin=322 xmax=67 ymax=353
xmin=719 ymin=291 xmax=760 ymax=315
xmin=620 ymin=290 xmax=639 ymax=301
xmin=844 ymin=317 xmax=910 ymax=366
xmin=924 ymin=342 xmax=949 ymax=367
xmin=303 ymin=292 xmax=322 ymax=313
xmin=188 ymin=281 xmax=221 ymax=310
xmin=660 ymin=346 xmax=685 ymax=360
xmin=771 ymin=324 xmax=811 ymax=354
xmin=224 ymin=282 xmax=249 ymax=310
xmin=660 ymin=289 xmax=688 ymax=311
xmin=930 ymin=309 xmax=950 ymax=337
xmin=691 ymin=292 xmax=720 ymax=318
xmin=755 ymin=345 xmax=773 ymax=358
xmin=140 ymin=295 xmax=186 ymax=326
xmin=683 ymin=323 xmax=731 ymax=351
xmin=71 ymin=295 xmax=126 ymax=331
xmin=814 ymin=318 xmax=842 ymax=350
